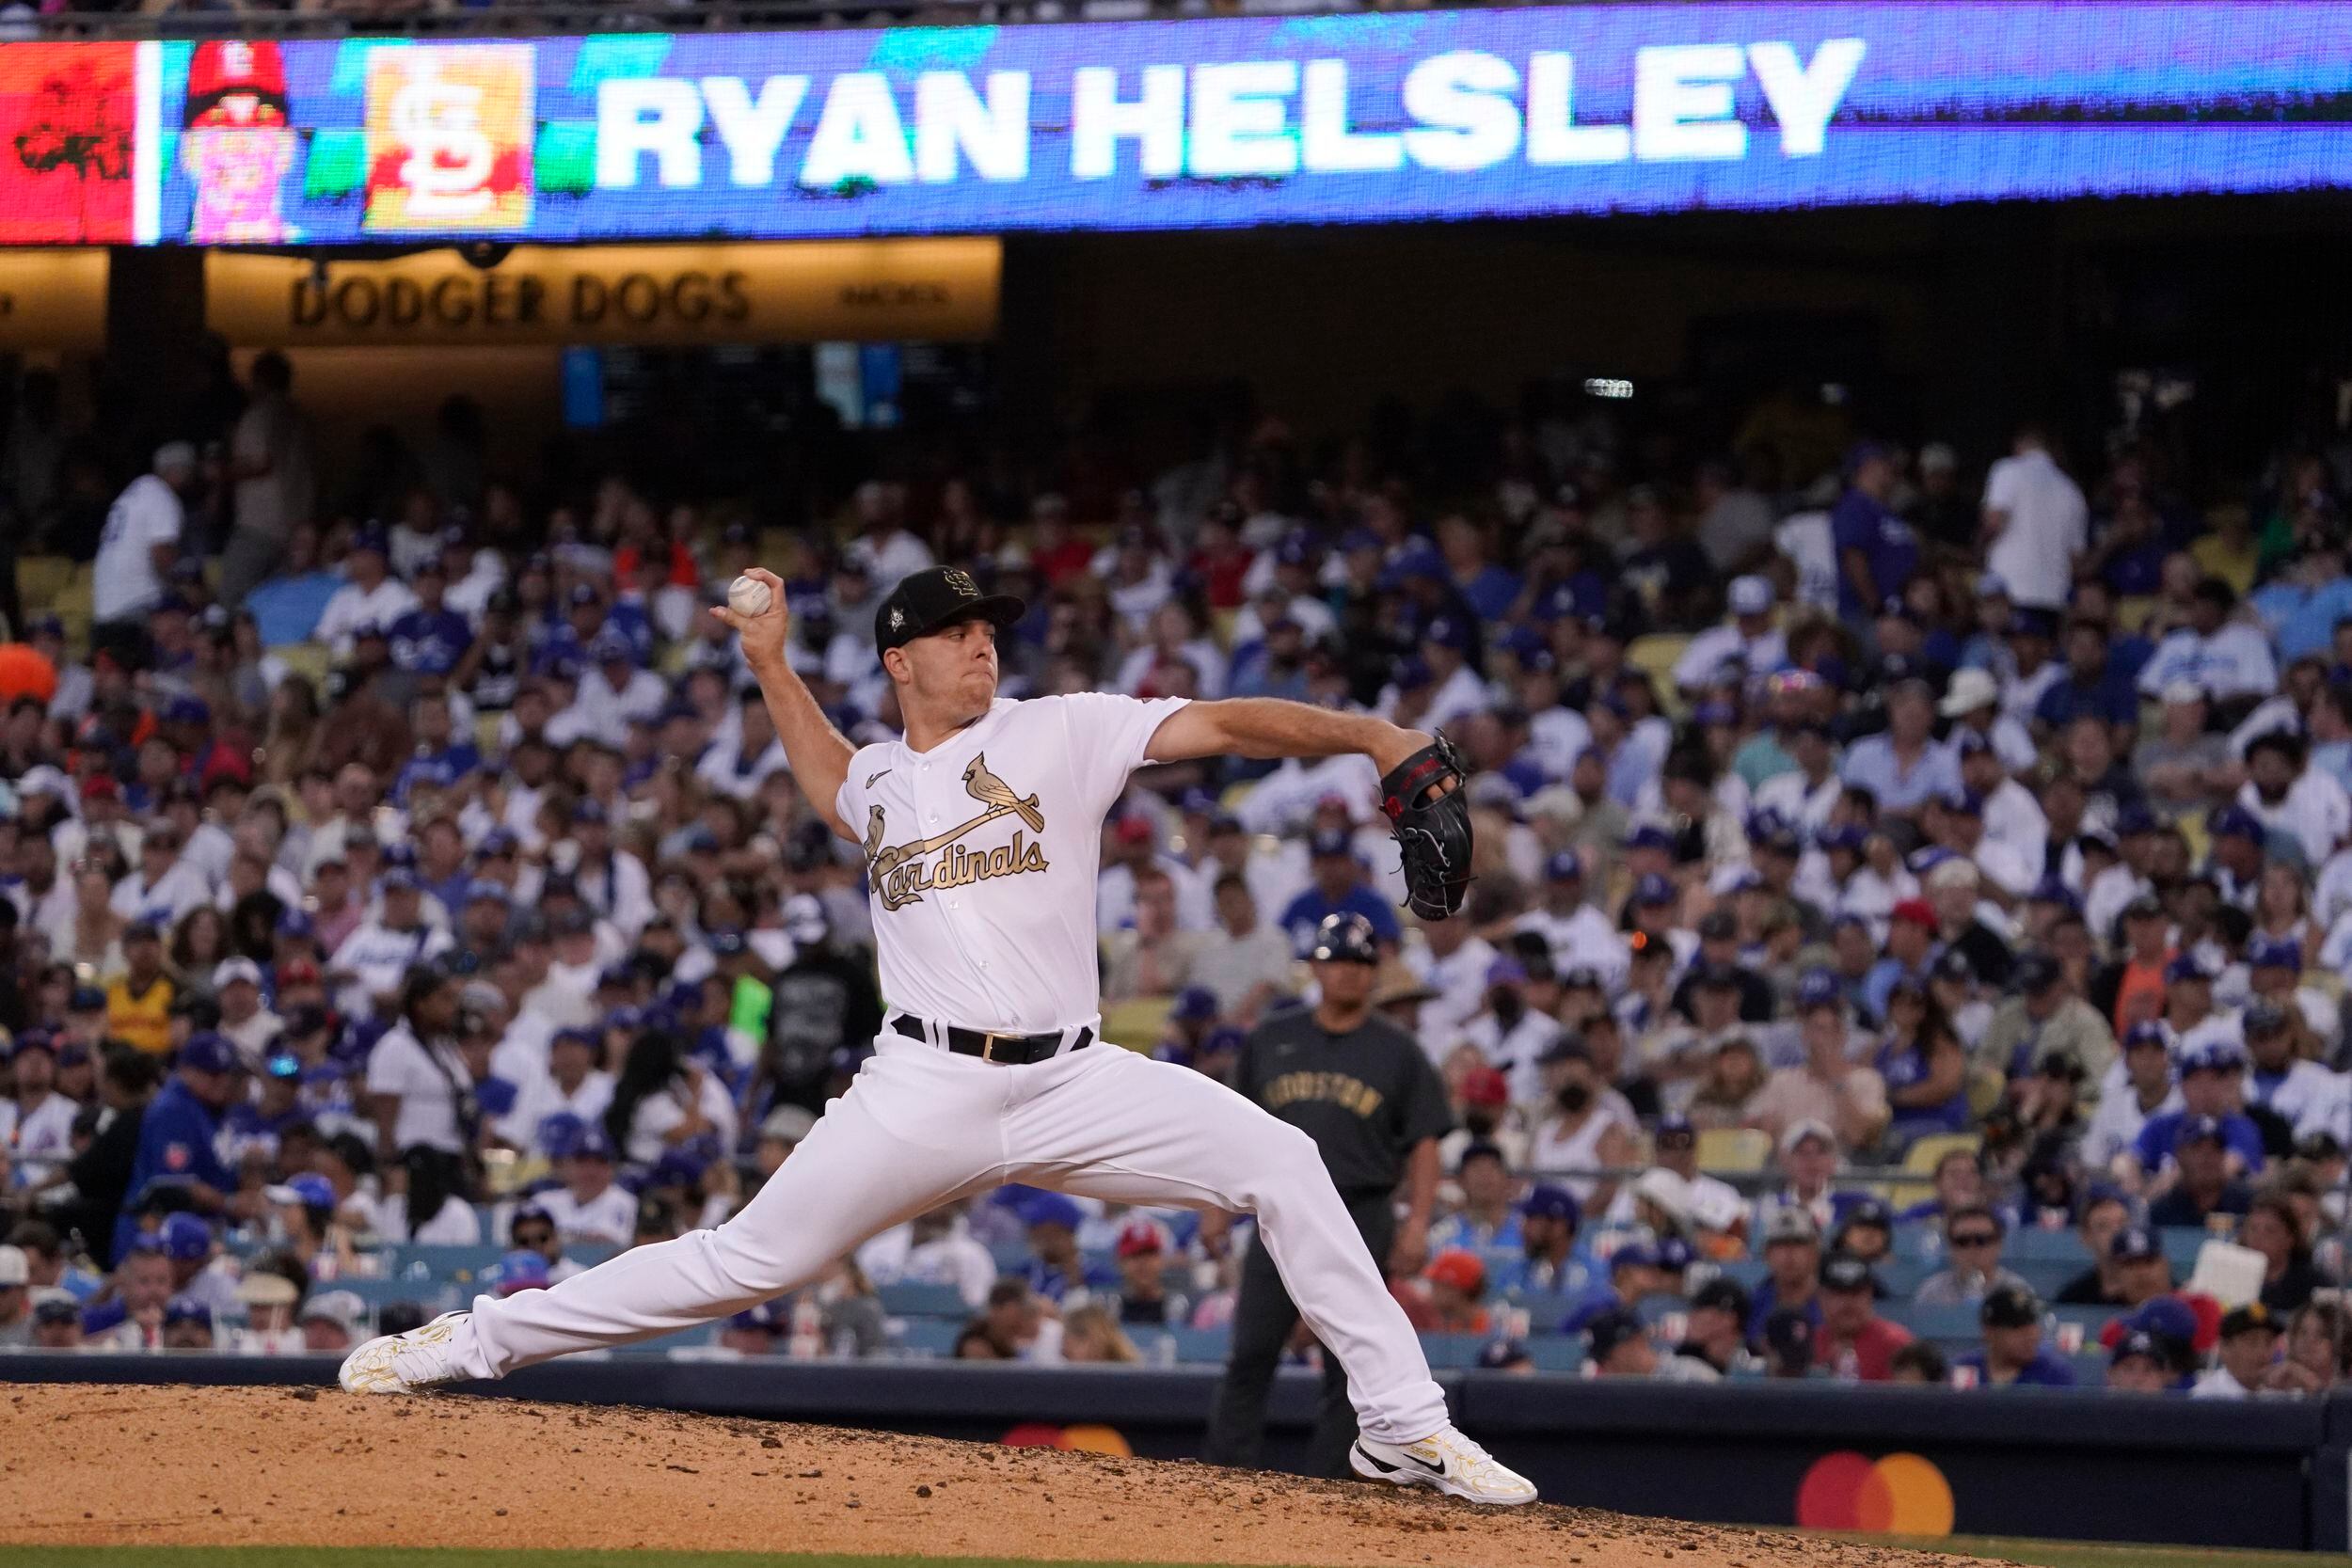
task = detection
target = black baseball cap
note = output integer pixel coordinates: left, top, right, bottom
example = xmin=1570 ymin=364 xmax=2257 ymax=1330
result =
xmin=1690 ymin=1277 xmax=1751 ymax=1319
xmin=1820 ymin=1255 xmax=1877 ymax=1294
xmin=1979 ymin=1282 xmax=2042 ymax=1329
xmin=874 ymin=565 xmax=1024 ymax=653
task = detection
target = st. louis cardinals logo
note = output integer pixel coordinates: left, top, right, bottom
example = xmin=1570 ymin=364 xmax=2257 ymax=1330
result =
xmin=862 ymin=752 xmax=1049 ymax=911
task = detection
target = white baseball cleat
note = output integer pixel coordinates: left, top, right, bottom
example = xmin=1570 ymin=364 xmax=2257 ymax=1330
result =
xmin=339 ymin=1309 xmax=473 ymax=1395
xmin=1350 ymin=1426 xmax=1538 ymax=1506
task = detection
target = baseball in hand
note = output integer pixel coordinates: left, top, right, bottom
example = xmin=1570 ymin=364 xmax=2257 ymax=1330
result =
xmin=727 ymin=575 xmax=773 ymax=617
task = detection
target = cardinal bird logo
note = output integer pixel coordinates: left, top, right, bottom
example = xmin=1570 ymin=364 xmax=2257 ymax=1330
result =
xmin=963 ymin=754 xmax=1045 ymax=832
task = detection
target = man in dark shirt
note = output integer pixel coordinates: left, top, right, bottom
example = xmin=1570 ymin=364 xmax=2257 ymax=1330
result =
xmin=1205 ymin=912 xmax=1454 ymax=1479
xmin=56 ymin=1045 xmax=161 ymax=1268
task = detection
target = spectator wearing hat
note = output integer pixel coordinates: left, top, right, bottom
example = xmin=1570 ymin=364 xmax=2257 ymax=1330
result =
xmin=1745 ymin=1206 xmax=1824 ymax=1343
xmin=2052 ymin=1193 xmax=2139 ymax=1306
xmin=1103 ymin=1217 xmax=1190 ymax=1328
xmin=1409 ymin=1247 xmax=1492 ymax=1338
xmin=1955 ymin=1283 xmax=2075 ymax=1387
xmin=2235 ymin=730 xmax=2351 ymax=869
xmin=156 ymin=1211 xmax=239 ymax=1319
xmin=230 ymin=1265 xmax=307 ymax=1355
xmin=1939 ymin=668 xmax=2037 ymax=774
xmin=1673 ymin=577 xmax=1788 ymax=698
xmin=1635 ymin=1115 xmax=1747 ymax=1254
xmin=85 ymin=1232 xmax=181 ymax=1351
xmin=2129 ymin=1035 xmax=2264 ymax=1180
xmin=2135 ymin=682 xmax=2236 ymax=813
xmin=2193 ymin=1304 xmax=2284 ymax=1400
xmin=1512 ymin=849 xmax=1631 ymax=990
xmin=2147 ymin=1116 xmax=2258 ymax=1227
xmin=211 ymin=958 xmax=279 ymax=1067
xmin=1914 ymin=1206 xmax=2033 ymax=1307
xmin=314 ymin=530 xmax=420 ymax=660
xmin=855 ymin=1196 xmax=994 ymax=1314
xmin=2241 ymin=996 xmax=2341 ymax=1148
xmin=1279 ymin=831 xmax=1400 ymax=959
xmin=0 ymin=1031 xmax=77 ymax=1192
xmin=113 ymin=1031 xmax=243 ymax=1259
xmin=2105 ymin=1327 xmax=2185 ymax=1393
xmin=538 ymin=1125 xmax=635 ymax=1245
xmin=1861 ymin=900 xmax=1941 ymax=1026
xmin=1676 ymin=1276 xmax=1756 ymax=1377
xmin=1007 ymin=1191 xmax=1112 ymax=1308
xmin=1504 ymin=1183 xmax=1587 ymax=1303
xmin=103 ymin=923 xmax=177 ymax=1056
xmin=1978 ymin=950 xmax=2119 ymax=1106
xmin=1816 ymin=1255 xmax=1913 ymax=1381
xmin=1585 ymin=1305 xmax=1703 ymax=1382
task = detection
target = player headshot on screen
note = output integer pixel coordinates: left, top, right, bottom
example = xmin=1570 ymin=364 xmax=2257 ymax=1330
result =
xmin=181 ymin=40 xmax=298 ymax=244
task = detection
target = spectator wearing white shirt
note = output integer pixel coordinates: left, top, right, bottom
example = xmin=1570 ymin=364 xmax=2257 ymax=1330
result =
xmin=2138 ymin=578 xmax=2280 ymax=706
xmin=1378 ymin=616 xmax=1488 ymax=734
xmin=109 ymin=821 xmax=211 ymax=929
xmin=364 ymin=967 xmax=473 ymax=1164
xmin=1939 ymin=670 xmax=2038 ymax=774
xmin=1981 ymin=428 xmax=2089 ymax=610
xmin=332 ymin=869 xmax=455 ymax=1017
xmin=839 ymin=482 xmax=933 ymax=586
xmin=1673 ymin=577 xmax=1789 ymax=696
xmin=1511 ymin=849 xmax=1631 ymax=987
xmin=92 ymin=443 xmax=197 ymax=647
xmin=1956 ymin=732 xmax=2050 ymax=884
xmin=696 ymin=689 xmax=791 ymax=802
xmin=536 ymin=1127 xmax=640 ymax=1245
xmin=2238 ymin=731 xmax=2352 ymax=870
xmin=563 ymin=630 xmax=667 ymax=748
xmin=313 ymin=531 xmax=420 ymax=658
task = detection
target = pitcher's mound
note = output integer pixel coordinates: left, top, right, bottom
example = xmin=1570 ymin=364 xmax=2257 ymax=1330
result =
xmin=4 ymin=1384 xmax=1971 ymax=1567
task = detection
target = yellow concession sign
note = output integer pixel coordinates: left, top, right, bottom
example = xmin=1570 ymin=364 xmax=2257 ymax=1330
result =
xmin=0 ymin=249 xmax=108 ymax=351
xmin=206 ymin=240 xmax=999 ymax=346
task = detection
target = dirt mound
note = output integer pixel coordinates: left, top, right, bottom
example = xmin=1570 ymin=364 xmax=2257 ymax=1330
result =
xmin=3 ymin=1384 xmax=1975 ymax=1567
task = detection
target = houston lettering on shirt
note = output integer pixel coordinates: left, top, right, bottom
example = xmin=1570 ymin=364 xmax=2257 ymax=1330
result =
xmin=1262 ymin=1069 xmax=1387 ymax=1119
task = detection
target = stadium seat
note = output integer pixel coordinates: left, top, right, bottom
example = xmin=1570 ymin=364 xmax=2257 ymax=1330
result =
xmin=1885 ymin=1132 xmax=1980 ymax=1211
xmin=1163 ymin=1324 xmax=1232 ymax=1364
xmin=878 ymin=1281 xmax=971 ymax=1319
xmin=1624 ymin=634 xmax=1693 ymax=714
xmin=1526 ymin=1338 xmax=1587 ymax=1372
xmin=893 ymin=1318 xmax=965 ymax=1357
xmin=275 ymin=641 xmax=332 ymax=687
xmin=1695 ymin=1127 xmax=1772 ymax=1175
xmin=1419 ymin=1333 xmax=1488 ymax=1370
xmin=1101 ymin=996 xmax=1174 ymax=1048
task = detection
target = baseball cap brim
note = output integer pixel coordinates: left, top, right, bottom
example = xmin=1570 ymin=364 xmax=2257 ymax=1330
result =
xmin=894 ymin=594 xmax=1025 ymax=649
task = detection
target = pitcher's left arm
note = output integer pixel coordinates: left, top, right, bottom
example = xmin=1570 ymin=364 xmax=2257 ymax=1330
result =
xmin=1144 ymin=697 xmax=1424 ymax=775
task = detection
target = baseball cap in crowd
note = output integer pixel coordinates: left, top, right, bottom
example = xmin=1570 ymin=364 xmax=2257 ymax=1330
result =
xmin=1425 ymin=1249 xmax=1486 ymax=1295
xmin=1170 ymin=986 xmax=1219 ymax=1022
xmin=2173 ymin=1115 xmax=2230 ymax=1152
xmin=1019 ymin=1192 xmax=1083 ymax=1233
xmin=1519 ymin=1184 xmax=1581 ymax=1226
xmin=2013 ymin=952 xmax=2062 ymax=993
xmin=158 ymin=1212 xmax=214 ymax=1261
xmin=2109 ymin=1227 xmax=2163 ymax=1263
xmin=2181 ymin=1038 xmax=2247 ymax=1074
xmin=570 ymin=1127 xmax=617 ymax=1163
xmin=1691 ymin=1277 xmax=1751 ymax=1321
xmin=1476 ymin=1338 xmax=1534 ymax=1371
xmin=301 ymin=1290 xmax=365 ymax=1331
xmin=1763 ymin=1206 xmax=1821 ymax=1246
xmin=1626 ymin=824 xmax=1677 ymax=855
xmin=1795 ymin=969 xmax=1843 ymax=1012
xmin=1654 ymin=1114 xmax=1696 ymax=1147
xmin=1114 ymin=1219 xmax=1168 ymax=1259
xmin=2245 ymin=1000 xmax=2292 ymax=1038
xmin=1728 ymin=577 xmax=1774 ymax=616
xmin=236 ymin=1272 xmax=299 ymax=1309
xmin=2220 ymin=1303 xmax=2280 ymax=1341
xmin=1890 ymin=898 xmax=1937 ymax=930
xmin=1820 ymin=1255 xmax=1876 ymax=1294
xmin=161 ymin=1296 xmax=211 ymax=1331
xmin=1544 ymin=848 xmax=1584 ymax=882
xmin=264 ymin=1173 xmax=336 ymax=1210
xmin=177 ymin=1032 xmax=239 ymax=1076
xmin=2209 ymin=805 xmax=2265 ymax=844
xmin=1780 ymin=1119 xmax=1837 ymax=1157
xmin=212 ymin=957 xmax=262 ymax=992
xmin=1979 ymin=1283 xmax=2042 ymax=1330
xmin=2164 ymin=952 xmax=2216 ymax=985
xmin=1311 ymin=913 xmax=1379 ymax=965
xmin=1939 ymin=669 xmax=2000 ymax=718
xmin=1583 ymin=1307 xmax=1646 ymax=1362
xmin=874 ymin=565 xmax=1024 ymax=654
xmin=2122 ymin=1021 xmax=2169 ymax=1055
xmin=1460 ymin=1065 xmax=1510 ymax=1109
xmin=1631 ymin=872 xmax=1677 ymax=908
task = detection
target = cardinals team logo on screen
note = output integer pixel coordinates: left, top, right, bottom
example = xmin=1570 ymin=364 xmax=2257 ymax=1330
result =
xmin=863 ymin=754 xmax=1048 ymax=911
xmin=362 ymin=44 xmax=533 ymax=233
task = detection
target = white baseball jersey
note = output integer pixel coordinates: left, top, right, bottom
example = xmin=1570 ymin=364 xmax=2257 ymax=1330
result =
xmin=835 ymin=693 xmax=1187 ymax=1035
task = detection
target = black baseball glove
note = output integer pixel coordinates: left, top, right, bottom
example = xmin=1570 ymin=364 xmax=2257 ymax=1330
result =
xmin=1378 ymin=731 xmax=1473 ymax=920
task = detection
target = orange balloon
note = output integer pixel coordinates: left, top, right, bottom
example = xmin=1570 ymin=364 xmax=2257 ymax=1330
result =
xmin=0 ymin=643 xmax=56 ymax=705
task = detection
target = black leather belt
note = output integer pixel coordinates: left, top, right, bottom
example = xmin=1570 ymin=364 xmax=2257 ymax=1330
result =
xmin=892 ymin=1013 xmax=1093 ymax=1065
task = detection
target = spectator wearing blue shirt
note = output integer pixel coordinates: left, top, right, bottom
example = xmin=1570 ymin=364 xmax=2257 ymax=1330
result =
xmin=1861 ymin=901 xmax=1941 ymax=1024
xmin=2034 ymin=618 xmax=2141 ymax=736
xmin=2132 ymin=1040 xmax=2266 ymax=1182
xmin=1439 ymin=515 xmax=1522 ymax=623
xmin=2146 ymin=1116 xmax=2260 ymax=1228
xmin=2249 ymin=539 xmax=2352 ymax=662
xmin=1279 ymin=832 xmax=1402 ymax=956
xmin=1839 ymin=681 xmax=1959 ymax=816
xmin=1501 ymin=1183 xmax=1587 ymax=1303
xmin=1832 ymin=443 xmax=1918 ymax=623
xmin=114 ymin=1032 xmax=242 ymax=1262
xmin=1427 ymin=1143 xmax=1524 ymax=1254
xmin=391 ymin=695 xmax=483 ymax=807
xmin=1954 ymin=1283 xmax=2077 ymax=1387
xmin=1014 ymin=1192 xmax=1117 ymax=1306
xmin=1560 ymin=1243 xmax=1666 ymax=1335
xmin=387 ymin=557 xmax=474 ymax=678
xmin=243 ymin=521 xmax=342 ymax=647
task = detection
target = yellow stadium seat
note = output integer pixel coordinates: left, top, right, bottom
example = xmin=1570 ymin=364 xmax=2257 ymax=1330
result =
xmin=1695 ymin=1126 xmax=1772 ymax=1175
xmin=1101 ymin=996 xmax=1174 ymax=1048
xmin=17 ymin=555 xmax=72 ymax=613
xmin=2178 ymin=812 xmax=2210 ymax=865
xmin=2115 ymin=596 xmax=2158 ymax=633
xmin=1886 ymin=1131 xmax=1982 ymax=1212
xmin=274 ymin=641 xmax=332 ymax=688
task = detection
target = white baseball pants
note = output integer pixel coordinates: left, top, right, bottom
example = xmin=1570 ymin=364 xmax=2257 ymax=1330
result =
xmin=450 ymin=1033 xmax=1452 ymax=1446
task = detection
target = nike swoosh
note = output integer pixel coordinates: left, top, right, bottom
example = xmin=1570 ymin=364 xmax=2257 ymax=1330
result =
xmin=866 ymin=770 xmax=892 ymax=788
xmin=1355 ymin=1444 xmax=1445 ymax=1479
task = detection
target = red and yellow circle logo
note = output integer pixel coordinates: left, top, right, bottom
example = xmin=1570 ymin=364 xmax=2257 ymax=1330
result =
xmin=1795 ymin=1451 xmax=1954 ymax=1535
xmin=1000 ymin=1423 xmax=1133 ymax=1456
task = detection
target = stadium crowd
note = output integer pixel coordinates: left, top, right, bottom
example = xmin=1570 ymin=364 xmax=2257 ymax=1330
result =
xmin=0 ymin=351 xmax=2350 ymax=1401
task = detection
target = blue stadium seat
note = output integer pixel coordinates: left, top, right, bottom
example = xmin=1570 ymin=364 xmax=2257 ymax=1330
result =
xmin=1881 ymin=1302 xmax=1984 ymax=1341
xmin=878 ymin=1281 xmax=971 ymax=1319
xmin=1165 ymin=1324 xmax=1232 ymax=1363
xmin=894 ymin=1317 xmax=965 ymax=1357
xmin=1419 ymin=1334 xmax=1487 ymax=1370
xmin=1527 ymin=1338 xmax=1587 ymax=1373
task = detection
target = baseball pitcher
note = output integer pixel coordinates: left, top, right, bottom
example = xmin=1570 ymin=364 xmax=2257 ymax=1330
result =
xmin=342 ymin=563 xmax=1528 ymax=1504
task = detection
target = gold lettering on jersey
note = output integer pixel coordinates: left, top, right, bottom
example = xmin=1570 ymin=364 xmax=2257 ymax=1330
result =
xmin=1261 ymin=1070 xmax=1387 ymax=1119
xmin=864 ymin=752 xmax=1051 ymax=911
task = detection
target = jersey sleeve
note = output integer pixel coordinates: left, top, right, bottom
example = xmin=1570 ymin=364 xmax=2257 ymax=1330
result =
xmin=1051 ymin=692 xmax=1192 ymax=819
xmin=1396 ymin=1041 xmax=1455 ymax=1148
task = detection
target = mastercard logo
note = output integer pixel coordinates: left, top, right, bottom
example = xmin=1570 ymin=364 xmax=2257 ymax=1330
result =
xmin=1795 ymin=1451 xmax=1954 ymax=1535
xmin=1001 ymin=1423 xmax=1133 ymax=1456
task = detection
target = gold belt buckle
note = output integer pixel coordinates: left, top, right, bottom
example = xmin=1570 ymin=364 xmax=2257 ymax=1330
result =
xmin=980 ymin=1031 xmax=1005 ymax=1063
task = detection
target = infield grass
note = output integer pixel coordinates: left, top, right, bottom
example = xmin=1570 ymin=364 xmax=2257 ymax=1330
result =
xmin=0 ymin=1544 xmax=2345 ymax=1568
